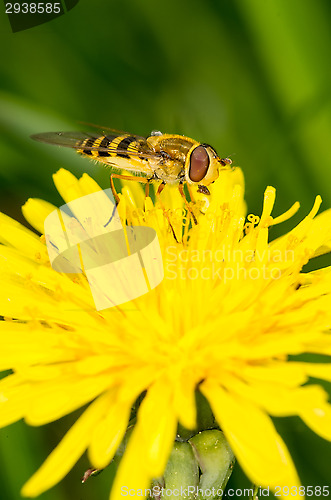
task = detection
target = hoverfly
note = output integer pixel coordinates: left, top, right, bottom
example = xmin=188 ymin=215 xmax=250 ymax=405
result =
xmin=31 ymin=128 xmax=232 ymax=222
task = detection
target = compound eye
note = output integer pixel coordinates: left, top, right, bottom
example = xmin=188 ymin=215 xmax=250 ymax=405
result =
xmin=189 ymin=146 xmax=210 ymax=182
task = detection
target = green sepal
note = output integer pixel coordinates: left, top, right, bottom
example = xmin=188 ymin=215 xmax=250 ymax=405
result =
xmin=189 ymin=430 xmax=235 ymax=500
xmin=162 ymin=441 xmax=199 ymax=500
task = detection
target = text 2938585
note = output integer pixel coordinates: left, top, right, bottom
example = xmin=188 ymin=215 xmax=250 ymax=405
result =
xmin=5 ymin=2 xmax=61 ymax=14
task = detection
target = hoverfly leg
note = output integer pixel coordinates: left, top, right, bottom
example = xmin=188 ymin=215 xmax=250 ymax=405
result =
xmin=156 ymin=181 xmax=166 ymax=197
xmin=110 ymin=174 xmax=121 ymax=204
xmin=178 ymin=183 xmax=198 ymax=225
xmin=197 ymin=185 xmax=210 ymax=195
xmin=186 ymin=183 xmax=196 ymax=204
xmin=145 ymin=176 xmax=155 ymax=198
xmin=110 ymin=173 xmax=150 ymax=204
xmin=155 ymin=182 xmax=179 ymax=242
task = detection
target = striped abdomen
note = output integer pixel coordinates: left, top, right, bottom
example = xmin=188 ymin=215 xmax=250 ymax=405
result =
xmin=77 ymin=134 xmax=147 ymax=159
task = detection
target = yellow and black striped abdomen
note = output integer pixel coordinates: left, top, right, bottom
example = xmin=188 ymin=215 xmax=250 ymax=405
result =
xmin=77 ymin=134 xmax=144 ymax=160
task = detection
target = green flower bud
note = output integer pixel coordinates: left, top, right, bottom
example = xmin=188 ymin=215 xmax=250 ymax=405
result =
xmin=151 ymin=430 xmax=234 ymax=500
xmin=189 ymin=430 xmax=235 ymax=500
xmin=162 ymin=441 xmax=199 ymax=500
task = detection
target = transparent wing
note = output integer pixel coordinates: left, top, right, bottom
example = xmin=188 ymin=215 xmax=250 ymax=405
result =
xmin=30 ymin=132 xmax=161 ymax=160
xmin=31 ymin=131 xmax=97 ymax=148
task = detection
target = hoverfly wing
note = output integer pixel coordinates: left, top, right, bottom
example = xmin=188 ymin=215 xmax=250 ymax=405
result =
xmin=30 ymin=131 xmax=97 ymax=148
xmin=30 ymin=131 xmax=162 ymax=160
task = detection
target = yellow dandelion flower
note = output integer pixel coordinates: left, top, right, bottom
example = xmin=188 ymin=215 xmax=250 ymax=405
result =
xmin=1 ymin=167 xmax=331 ymax=500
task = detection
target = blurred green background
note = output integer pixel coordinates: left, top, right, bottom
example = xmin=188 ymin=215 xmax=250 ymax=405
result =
xmin=0 ymin=0 xmax=331 ymax=499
